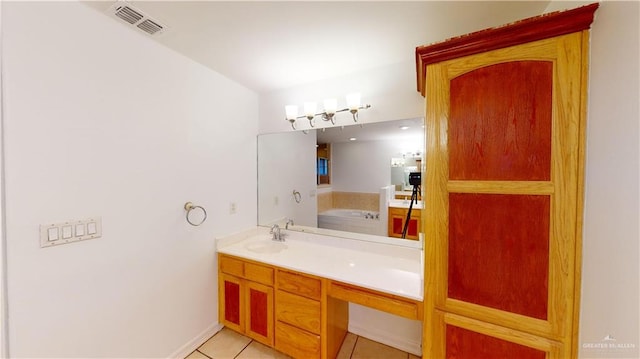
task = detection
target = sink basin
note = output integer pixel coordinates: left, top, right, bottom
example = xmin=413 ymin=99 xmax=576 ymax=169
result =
xmin=245 ymin=240 xmax=288 ymax=254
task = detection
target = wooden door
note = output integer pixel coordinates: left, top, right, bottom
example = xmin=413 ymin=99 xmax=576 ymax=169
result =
xmin=421 ymin=25 xmax=592 ymax=359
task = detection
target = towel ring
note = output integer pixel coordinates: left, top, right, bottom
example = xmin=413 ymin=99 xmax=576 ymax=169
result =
xmin=184 ymin=202 xmax=207 ymax=226
xmin=292 ymin=190 xmax=302 ymax=204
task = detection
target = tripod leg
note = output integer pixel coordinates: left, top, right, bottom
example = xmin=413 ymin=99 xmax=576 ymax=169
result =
xmin=401 ymin=185 xmax=419 ymax=238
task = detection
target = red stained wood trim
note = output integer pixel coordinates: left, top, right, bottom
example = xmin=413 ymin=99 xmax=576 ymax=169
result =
xmin=415 ymin=3 xmax=598 ymax=95
xmin=448 ymin=194 xmax=550 ymax=320
xmin=250 ymin=288 xmax=269 ymax=337
xmin=446 ymin=325 xmax=546 ymax=359
xmin=224 ymin=281 xmax=241 ymax=325
xmin=449 ymin=61 xmax=552 ymax=181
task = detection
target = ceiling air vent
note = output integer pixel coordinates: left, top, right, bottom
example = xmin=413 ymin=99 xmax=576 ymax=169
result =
xmin=110 ymin=2 xmax=167 ymax=36
xmin=137 ymin=19 xmax=163 ymax=35
xmin=114 ymin=5 xmax=143 ymax=25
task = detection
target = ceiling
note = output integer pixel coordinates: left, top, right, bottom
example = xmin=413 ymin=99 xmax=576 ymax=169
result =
xmin=84 ymin=1 xmax=551 ymax=94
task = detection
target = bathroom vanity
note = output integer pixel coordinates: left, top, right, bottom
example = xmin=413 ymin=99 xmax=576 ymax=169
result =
xmin=387 ymin=200 xmax=424 ymax=240
xmin=217 ymin=227 xmax=423 ymax=359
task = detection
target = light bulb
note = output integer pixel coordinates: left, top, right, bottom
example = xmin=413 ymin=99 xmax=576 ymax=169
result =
xmin=285 ymin=105 xmax=298 ymax=120
xmin=323 ymin=98 xmax=337 ymax=115
xmin=346 ymin=93 xmax=361 ymax=111
xmin=304 ymin=102 xmax=317 ymax=118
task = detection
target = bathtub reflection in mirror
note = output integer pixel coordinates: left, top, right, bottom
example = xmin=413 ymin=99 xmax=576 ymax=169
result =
xmin=257 ymin=117 xmax=424 ymax=247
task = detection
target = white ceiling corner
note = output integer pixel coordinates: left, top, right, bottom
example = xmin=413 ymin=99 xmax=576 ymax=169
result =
xmin=83 ymin=1 xmax=552 ymax=94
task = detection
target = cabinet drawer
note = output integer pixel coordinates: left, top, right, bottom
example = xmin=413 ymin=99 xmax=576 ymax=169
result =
xmin=275 ymin=321 xmax=320 ymax=359
xmin=276 ymin=290 xmax=321 ymax=334
xmin=245 ymin=262 xmax=274 ymax=286
xmin=329 ymin=282 xmax=422 ymax=320
xmin=220 ymin=255 xmax=244 ymax=277
xmin=389 ymin=207 xmax=405 ymax=216
xmin=277 ymin=270 xmax=321 ymax=300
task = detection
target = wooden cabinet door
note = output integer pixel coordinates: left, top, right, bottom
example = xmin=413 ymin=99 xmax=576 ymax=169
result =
xmin=219 ymin=256 xmax=275 ymax=347
xmin=406 ymin=209 xmax=421 ymax=240
xmin=220 ymin=273 xmax=244 ymax=333
xmin=245 ymin=281 xmax=274 ymax=346
xmin=423 ymin=31 xmax=589 ymax=358
xmin=388 ymin=208 xmax=405 ymax=238
xmin=388 ymin=208 xmax=421 ymax=240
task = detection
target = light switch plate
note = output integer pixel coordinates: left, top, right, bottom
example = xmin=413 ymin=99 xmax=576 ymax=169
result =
xmin=87 ymin=222 xmax=97 ymax=235
xmin=61 ymin=225 xmax=73 ymax=239
xmin=75 ymin=224 xmax=86 ymax=236
xmin=47 ymin=227 xmax=59 ymax=241
xmin=40 ymin=217 xmax=102 ymax=248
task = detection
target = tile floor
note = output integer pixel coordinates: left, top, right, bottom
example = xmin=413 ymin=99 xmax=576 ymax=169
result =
xmin=186 ymin=327 xmax=421 ymax=359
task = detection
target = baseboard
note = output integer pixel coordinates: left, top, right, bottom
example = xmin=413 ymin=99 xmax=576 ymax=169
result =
xmin=168 ymin=322 xmax=223 ymax=359
xmin=348 ymin=322 xmax=422 ymax=356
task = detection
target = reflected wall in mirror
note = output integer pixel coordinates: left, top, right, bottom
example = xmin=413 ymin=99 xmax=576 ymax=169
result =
xmin=258 ymin=117 xmax=424 ymax=244
xmin=258 ymin=131 xmax=317 ymax=227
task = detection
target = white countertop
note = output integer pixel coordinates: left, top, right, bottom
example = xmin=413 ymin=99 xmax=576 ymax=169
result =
xmin=217 ymin=226 xmax=424 ymax=301
xmin=388 ymin=199 xmax=424 ymax=209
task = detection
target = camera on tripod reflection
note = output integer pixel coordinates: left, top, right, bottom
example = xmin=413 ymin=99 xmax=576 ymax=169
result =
xmin=409 ymin=172 xmax=421 ymax=186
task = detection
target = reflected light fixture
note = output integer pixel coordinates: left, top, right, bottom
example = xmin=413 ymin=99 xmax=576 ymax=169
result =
xmin=285 ymin=93 xmax=371 ymax=130
xmin=303 ymin=102 xmax=317 ymax=127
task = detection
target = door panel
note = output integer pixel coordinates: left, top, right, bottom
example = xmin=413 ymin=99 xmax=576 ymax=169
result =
xmin=433 ymin=310 xmax=562 ymax=359
xmin=449 ymin=61 xmax=553 ymax=181
xmin=245 ymin=281 xmax=274 ymax=346
xmin=407 ymin=217 xmax=419 ymax=237
xmin=448 ymin=193 xmax=550 ymax=320
xmin=220 ymin=274 xmax=244 ymax=333
xmin=249 ymin=288 xmax=268 ymax=336
xmin=423 ymin=31 xmax=588 ymax=358
xmin=392 ymin=215 xmax=403 ymax=236
xmin=446 ymin=325 xmax=546 ymax=359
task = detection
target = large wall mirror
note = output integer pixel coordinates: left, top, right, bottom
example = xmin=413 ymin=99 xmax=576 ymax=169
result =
xmin=257 ymin=117 xmax=424 ymax=246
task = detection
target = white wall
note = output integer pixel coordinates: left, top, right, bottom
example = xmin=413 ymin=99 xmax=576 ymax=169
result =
xmin=257 ymin=131 xmax=317 ymax=227
xmin=0 ymin=2 xmax=8 ymax=356
xmin=259 ymin=60 xmax=425 ymax=134
xmin=569 ymin=1 xmax=639 ymax=357
xmin=2 ymin=2 xmax=258 ymax=357
xmin=332 ymin=138 xmax=424 ymax=194
xmin=331 ymin=140 xmax=394 ymax=194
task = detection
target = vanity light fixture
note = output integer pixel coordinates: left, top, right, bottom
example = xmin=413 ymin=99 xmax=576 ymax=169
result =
xmin=284 ymin=93 xmax=372 ymax=130
xmin=303 ymin=102 xmax=317 ymax=127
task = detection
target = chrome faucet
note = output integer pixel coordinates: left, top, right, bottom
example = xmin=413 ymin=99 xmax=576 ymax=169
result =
xmin=285 ymin=218 xmax=294 ymax=229
xmin=270 ymin=224 xmax=284 ymax=242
